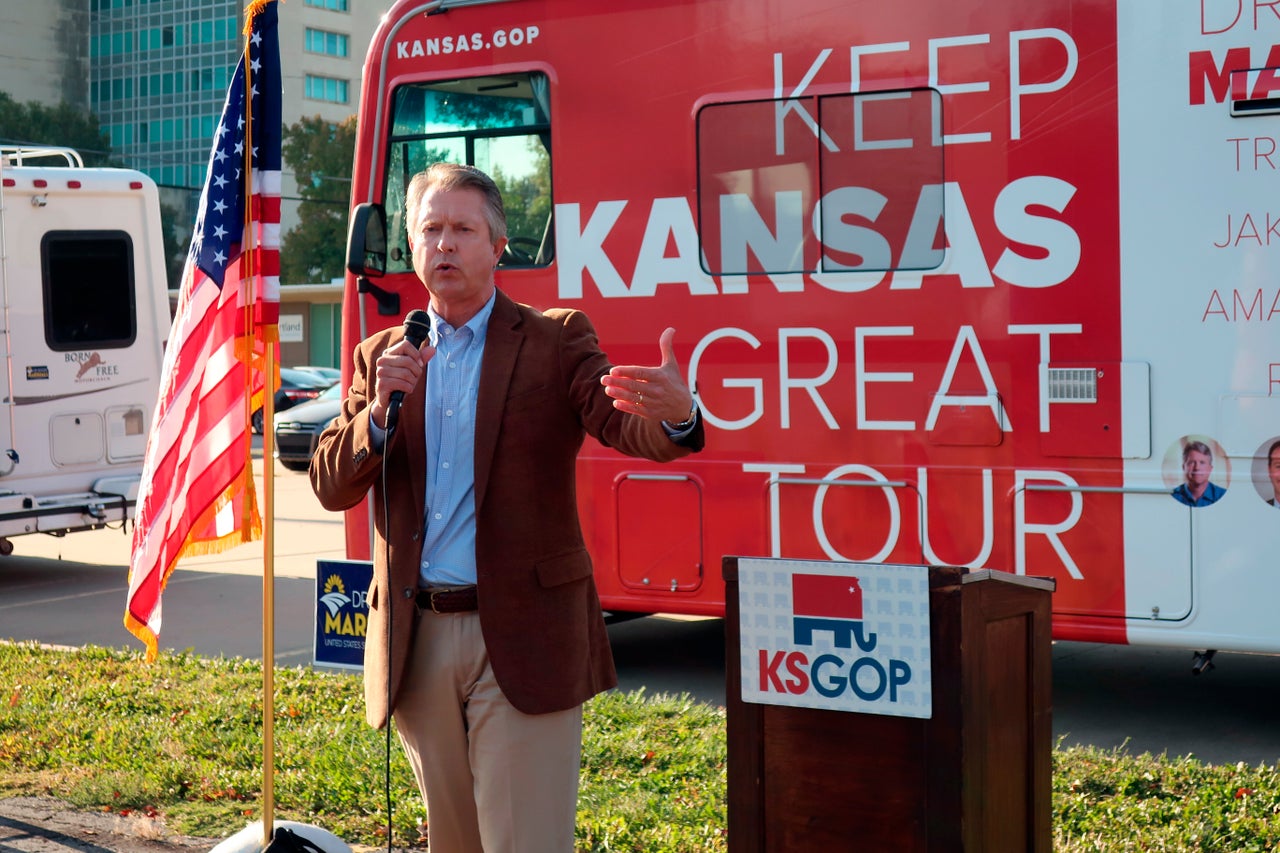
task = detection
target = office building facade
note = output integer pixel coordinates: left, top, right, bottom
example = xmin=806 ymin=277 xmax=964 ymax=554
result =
xmin=0 ymin=1 xmax=89 ymax=109
xmin=79 ymin=0 xmax=386 ymax=365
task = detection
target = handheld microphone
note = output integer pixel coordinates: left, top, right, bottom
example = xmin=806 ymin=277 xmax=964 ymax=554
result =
xmin=384 ymin=308 xmax=432 ymax=434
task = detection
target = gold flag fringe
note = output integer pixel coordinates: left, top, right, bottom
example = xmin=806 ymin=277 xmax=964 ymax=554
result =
xmin=124 ymin=471 xmax=263 ymax=662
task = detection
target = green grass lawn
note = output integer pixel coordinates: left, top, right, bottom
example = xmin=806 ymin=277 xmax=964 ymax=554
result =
xmin=1 ymin=643 xmax=1277 ymax=851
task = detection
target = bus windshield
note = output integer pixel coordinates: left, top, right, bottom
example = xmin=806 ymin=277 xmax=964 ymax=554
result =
xmin=383 ymin=71 xmax=553 ymax=272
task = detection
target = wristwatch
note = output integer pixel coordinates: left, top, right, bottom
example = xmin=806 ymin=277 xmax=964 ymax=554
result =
xmin=665 ymin=402 xmax=698 ymax=431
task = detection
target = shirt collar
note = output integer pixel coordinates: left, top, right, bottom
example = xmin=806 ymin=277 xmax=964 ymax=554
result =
xmin=428 ymin=290 xmax=496 ymax=347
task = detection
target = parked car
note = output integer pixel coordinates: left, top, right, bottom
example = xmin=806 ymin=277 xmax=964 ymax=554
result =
xmin=251 ymin=366 xmax=334 ymax=433
xmin=272 ymin=383 xmax=342 ymax=471
xmin=292 ymin=365 xmax=341 ymax=385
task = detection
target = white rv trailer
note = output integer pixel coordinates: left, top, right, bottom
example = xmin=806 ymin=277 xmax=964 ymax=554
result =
xmin=0 ymin=145 xmax=169 ymax=552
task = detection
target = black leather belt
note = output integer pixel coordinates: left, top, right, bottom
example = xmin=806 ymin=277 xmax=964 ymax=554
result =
xmin=416 ymin=586 xmax=478 ymax=613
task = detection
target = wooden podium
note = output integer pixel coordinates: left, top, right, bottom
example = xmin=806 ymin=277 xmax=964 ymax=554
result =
xmin=725 ymin=559 xmax=1054 ymax=852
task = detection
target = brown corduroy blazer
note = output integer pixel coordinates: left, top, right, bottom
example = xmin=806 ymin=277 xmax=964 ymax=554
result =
xmin=311 ymin=289 xmax=704 ymax=727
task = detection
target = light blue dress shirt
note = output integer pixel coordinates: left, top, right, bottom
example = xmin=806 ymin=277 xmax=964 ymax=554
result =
xmin=369 ymin=291 xmax=695 ymax=588
xmin=418 ymin=293 xmax=495 ymax=586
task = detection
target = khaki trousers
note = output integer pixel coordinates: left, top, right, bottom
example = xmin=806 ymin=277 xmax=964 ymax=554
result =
xmin=393 ymin=609 xmax=583 ymax=853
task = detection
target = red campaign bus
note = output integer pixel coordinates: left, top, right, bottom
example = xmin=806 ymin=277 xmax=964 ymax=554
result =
xmin=340 ymin=0 xmax=1280 ymax=661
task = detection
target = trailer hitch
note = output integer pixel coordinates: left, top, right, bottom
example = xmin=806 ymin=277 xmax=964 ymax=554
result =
xmin=1191 ymin=649 xmax=1217 ymax=675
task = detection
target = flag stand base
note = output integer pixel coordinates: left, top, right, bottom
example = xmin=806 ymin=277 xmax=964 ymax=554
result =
xmin=209 ymin=820 xmax=351 ymax=852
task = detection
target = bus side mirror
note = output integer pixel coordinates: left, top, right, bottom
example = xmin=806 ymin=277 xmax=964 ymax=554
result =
xmin=346 ymin=203 xmax=387 ymax=278
xmin=347 ymin=203 xmax=400 ymax=316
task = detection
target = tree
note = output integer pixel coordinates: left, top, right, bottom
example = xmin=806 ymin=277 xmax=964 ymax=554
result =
xmin=159 ymin=201 xmax=190 ymax=292
xmin=0 ymin=91 xmax=188 ymax=292
xmin=281 ymin=114 xmax=356 ymax=283
xmin=492 ymin=139 xmax=552 ymax=262
xmin=0 ymin=91 xmax=114 ymax=165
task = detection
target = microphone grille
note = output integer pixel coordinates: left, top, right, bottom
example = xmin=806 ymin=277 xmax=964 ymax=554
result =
xmin=403 ymin=309 xmax=432 ymax=347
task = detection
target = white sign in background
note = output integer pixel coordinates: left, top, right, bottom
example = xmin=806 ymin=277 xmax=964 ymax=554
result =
xmin=738 ymin=558 xmax=932 ymax=718
xmin=279 ymin=314 xmax=304 ymax=343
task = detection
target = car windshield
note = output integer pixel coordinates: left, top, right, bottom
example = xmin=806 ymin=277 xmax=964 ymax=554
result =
xmin=279 ymin=368 xmax=333 ymax=389
xmin=318 ymin=384 xmax=342 ymax=401
xmin=295 ymin=365 xmax=341 ymax=382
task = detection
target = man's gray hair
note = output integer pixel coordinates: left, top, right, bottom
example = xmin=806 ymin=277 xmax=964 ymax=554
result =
xmin=405 ymin=162 xmax=507 ymax=243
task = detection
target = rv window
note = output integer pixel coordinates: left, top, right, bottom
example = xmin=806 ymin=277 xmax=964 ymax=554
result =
xmin=696 ymin=88 xmax=945 ymax=277
xmin=41 ymin=231 xmax=138 ymax=351
xmin=383 ymin=71 xmax=552 ymax=272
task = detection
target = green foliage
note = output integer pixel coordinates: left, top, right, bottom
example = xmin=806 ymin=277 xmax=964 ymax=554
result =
xmin=1 ymin=644 xmax=420 ymax=844
xmin=1053 ymin=744 xmax=1280 ymax=852
xmin=0 ymin=91 xmax=115 ymax=165
xmin=158 ymin=199 xmax=190 ymax=292
xmin=491 ymin=141 xmax=552 ymax=253
xmin=280 ymin=114 xmax=357 ymax=284
xmin=2 ymin=643 xmax=1278 ymax=851
xmin=0 ymin=90 xmax=188 ymax=290
xmin=579 ymin=689 xmax=727 ymax=851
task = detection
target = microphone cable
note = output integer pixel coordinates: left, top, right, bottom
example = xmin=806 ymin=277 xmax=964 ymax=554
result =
xmin=379 ymin=445 xmax=394 ymax=852
xmin=375 ymin=309 xmax=431 ymax=851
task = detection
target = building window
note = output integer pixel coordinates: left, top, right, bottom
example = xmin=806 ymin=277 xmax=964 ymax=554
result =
xmin=304 ymin=0 xmax=348 ymax=11
xmin=305 ymin=74 xmax=349 ymax=104
xmin=696 ymin=88 xmax=946 ymax=276
xmin=305 ymin=28 xmax=349 ymax=58
xmin=190 ymin=68 xmax=214 ymax=92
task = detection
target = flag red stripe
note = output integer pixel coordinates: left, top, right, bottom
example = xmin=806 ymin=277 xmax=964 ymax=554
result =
xmin=126 ymin=1 xmax=281 ymax=660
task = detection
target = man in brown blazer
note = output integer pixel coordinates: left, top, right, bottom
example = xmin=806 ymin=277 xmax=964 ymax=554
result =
xmin=310 ymin=163 xmax=704 ymax=853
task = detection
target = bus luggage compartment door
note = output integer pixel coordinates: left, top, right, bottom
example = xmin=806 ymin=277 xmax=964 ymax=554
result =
xmin=614 ymin=473 xmax=704 ymax=593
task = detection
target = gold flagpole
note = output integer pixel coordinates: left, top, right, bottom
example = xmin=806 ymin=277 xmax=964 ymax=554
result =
xmin=262 ymin=342 xmax=276 ymax=847
xmin=239 ymin=2 xmax=276 ymax=845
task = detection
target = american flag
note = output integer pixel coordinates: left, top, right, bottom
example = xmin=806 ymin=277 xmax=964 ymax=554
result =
xmin=126 ymin=0 xmax=281 ymax=661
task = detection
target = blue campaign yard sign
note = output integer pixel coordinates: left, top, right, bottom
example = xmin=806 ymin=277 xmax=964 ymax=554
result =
xmin=314 ymin=559 xmax=373 ymax=669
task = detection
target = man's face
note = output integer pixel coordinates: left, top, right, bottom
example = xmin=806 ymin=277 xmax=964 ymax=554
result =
xmin=1183 ymin=449 xmax=1212 ymax=487
xmin=408 ymin=185 xmax=506 ymax=315
xmin=1268 ymin=450 xmax=1280 ymax=498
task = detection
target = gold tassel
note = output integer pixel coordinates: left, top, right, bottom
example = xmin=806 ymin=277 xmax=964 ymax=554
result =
xmin=243 ymin=0 xmax=272 ymax=36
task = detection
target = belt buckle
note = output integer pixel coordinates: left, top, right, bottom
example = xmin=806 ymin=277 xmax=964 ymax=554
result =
xmin=428 ymin=588 xmax=455 ymax=613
